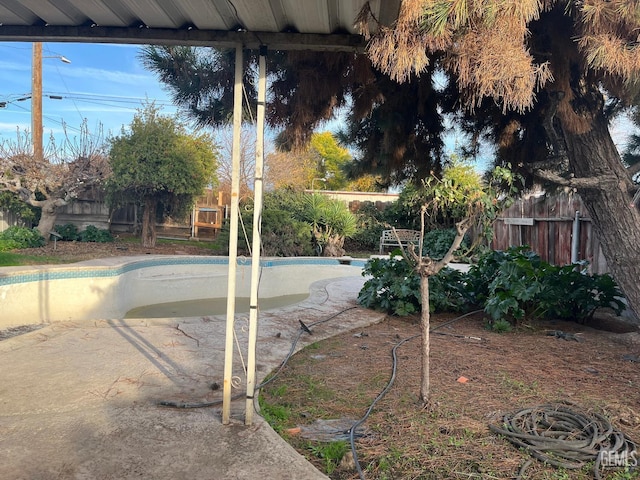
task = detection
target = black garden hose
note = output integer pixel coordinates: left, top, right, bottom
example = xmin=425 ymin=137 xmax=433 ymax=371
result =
xmin=349 ymin=309 xmax=484 ymax=480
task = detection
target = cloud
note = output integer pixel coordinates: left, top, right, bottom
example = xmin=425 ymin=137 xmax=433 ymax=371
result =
xmin=0 ymin=121 xmax=29 ymax=130
xmin=0 ymin=60 xmax=29 ymax=72
xmin=0 ymin=123 xmax=30 ymax=140
xmin=52 ymin=65 xmax=154 ymax=86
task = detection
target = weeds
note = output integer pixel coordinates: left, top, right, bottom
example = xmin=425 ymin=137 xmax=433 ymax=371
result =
xmin=498 ymin=373 xmax=539 ymax=397
xmin=308 ymin=441 xmax=349 ymax=475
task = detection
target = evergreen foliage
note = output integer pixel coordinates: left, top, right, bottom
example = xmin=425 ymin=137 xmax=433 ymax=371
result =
xmin=106 ymin=104 xmax=218 ymax=247
xmin=0 ymin=226 xmax=45 ymax=251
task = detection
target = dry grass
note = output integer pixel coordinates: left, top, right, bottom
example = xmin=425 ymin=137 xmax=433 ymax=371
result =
xmin=260 ymin=313 xmax=640 ymax=479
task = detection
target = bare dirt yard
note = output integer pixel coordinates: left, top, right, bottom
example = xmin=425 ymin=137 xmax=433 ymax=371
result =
xmin=13 ymin=237 xmax=216 ymax=264
xmin=260 ymin=312 xmax=640 ymax=480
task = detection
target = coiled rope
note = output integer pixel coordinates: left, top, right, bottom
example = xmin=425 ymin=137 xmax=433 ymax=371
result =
xmin=489 ymin=402 xmax=637 ymax=479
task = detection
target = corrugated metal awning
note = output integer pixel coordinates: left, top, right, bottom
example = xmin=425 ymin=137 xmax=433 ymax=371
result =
xmin=0 ymin=0 xmax=400 ymax=51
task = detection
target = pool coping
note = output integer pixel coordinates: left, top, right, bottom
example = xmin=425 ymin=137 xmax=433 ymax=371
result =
xmin=0 ymin=255 xmax=367 ymax=287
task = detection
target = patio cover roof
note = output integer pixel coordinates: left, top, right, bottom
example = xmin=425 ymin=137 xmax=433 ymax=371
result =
xmin=0 ymin=0 xmax=400 ymax=51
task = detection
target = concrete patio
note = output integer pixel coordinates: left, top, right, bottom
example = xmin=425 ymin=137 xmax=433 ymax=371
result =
xmin=0 ymin=274 xmax=385 ymax=479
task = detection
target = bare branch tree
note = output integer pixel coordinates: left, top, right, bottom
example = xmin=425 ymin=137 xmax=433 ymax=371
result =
xmin=0 ymin=121 xmax=109 ymax=239
xmin=396 ymin=165 xmax=519 ymax=406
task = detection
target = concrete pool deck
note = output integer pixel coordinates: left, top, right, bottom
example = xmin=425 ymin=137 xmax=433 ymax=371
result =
xmin=0 ymin=270 xmax=386 ymax=479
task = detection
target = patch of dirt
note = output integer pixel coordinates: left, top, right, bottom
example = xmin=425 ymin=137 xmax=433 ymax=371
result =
xmin=260 ymin=312 xmax=640 ymax=480
xmin=13 ymin=237 xmax=215 ymax=264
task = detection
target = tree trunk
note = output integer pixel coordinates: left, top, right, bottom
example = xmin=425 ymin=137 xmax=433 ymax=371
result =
xmin=141 ymin=197 xmax=157 ymax=248
xmin=561 ymin=112 xmax=640 ymax=321
xmin=412 ymin=217 xmax=470 ymax=406
xmin=323 ymin=235 xmax=346 ymax=257
xmin=35 ymin=198 xmax=65 ymax=242
xmin=419 ymin=273 xmax=430 ymax=405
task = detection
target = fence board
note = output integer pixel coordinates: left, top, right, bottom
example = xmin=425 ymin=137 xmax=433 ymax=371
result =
xmin=492 ymin=192 xmax=608 ymax=274
xmin=56 ymin=200 xmax=110 ymax=231
xmin=0 ymin=209 xmax=29 ymax=232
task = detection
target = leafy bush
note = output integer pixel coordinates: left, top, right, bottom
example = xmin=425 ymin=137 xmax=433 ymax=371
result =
xmin=428 ymin=266 xmax=469 ymax=312
xmin=54 ymin=224 xmax=79 ymax=241
xmin=78 ymin=225 xmax=113 ymax=243
xmin=358 ymin=246 xmax=626 ymax=325
xmin=479 ymin=248 xmax=549 ymax=322
xmin=358 ymin=256 xmax=421 ymax=316
xmin=0 ymin=226 xmax=45 ymax=249
xmin=259 ymin=208 xmax=314 ymax=257
xmin=536 ymin=263 xmax=626 ymax=322
xmin=466 ymin=247 xmax=626 ymax=324
xmin=298 ymin=193 xmax=357 ymax=255
xmin=217 ymin=190 xmax=314 ymax=256
xmin=379 ymin=183 xmax=423 ymax=230
xmin=358 ymin=255 xmax=468 ymax=315
xmin=488 ymin=319 xmax=512 ymax=333
xmin=422 ymin=228 xmax=470 ymax=260
xmin=0 ymin=238 xmax=20 ymax=252
xmin=0 ymin=191 xmax=39 ymax=223
xmin=344 ymin=202 xmax=386 ymax=252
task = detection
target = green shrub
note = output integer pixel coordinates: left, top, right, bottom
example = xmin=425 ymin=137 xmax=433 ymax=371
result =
xmin=0 ymin=191 xmax=39 ymax=223
xmin=216 ymin=191 xmax=315 ymax=256
xmin=358 ymin=255 xmax=468 ymax=315
xmin=358 ymin=256 xmax=421 ymax=316
xmin=466 ymin=247 xmax=625 ymax=324
xmin=0 ymin=226 xmax=45 ymax=249
xmin=536 ymin=262 xmax=626 ymax=322
xmin=259 ymin=208 xmax=314 ymax=257
xmin=78 ymin=225 xmax=113 ymax=243
xmin=422 ymin=228 xmax=470 ymax=260
xmin=0 ymin=238 xmax=21 ymax=252
xmin=428 ymin=266 xmax=469 ymax=312
xmin=54 ymin=224 xmax=79 ymax=241
xmin=358 ymin=246 xmax=626 ymax=324
xmin=487 ymin=318 xmax=513 ymax=333
xmin=344 ymin=202 xmax=386 ymax=252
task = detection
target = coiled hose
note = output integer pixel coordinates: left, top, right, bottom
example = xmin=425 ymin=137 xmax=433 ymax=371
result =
xmin=489 ymin=402 xmax=637 ymax=480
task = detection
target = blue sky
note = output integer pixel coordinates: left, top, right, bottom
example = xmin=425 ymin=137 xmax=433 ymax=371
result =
xmin=0 ymin=42 xmax=177 ymax=149
xmin=0 ymin=41 xmax=634 ymax=168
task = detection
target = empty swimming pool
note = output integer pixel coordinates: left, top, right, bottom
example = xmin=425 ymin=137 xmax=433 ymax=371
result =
xmin=0 ymin=256 xmax=366 ymax=327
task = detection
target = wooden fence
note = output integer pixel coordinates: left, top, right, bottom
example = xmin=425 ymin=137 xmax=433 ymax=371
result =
xmin=3 ymin=189 xmax=230 ymax=240
xmin=0 ymin=209 xmax=29 ymax=232
xmin=1 ymin=189 xmax=609 ymax=272
xmin=56 ymin=199 xmax=110 ymax=231
xmin=2 ymin=189 xmax=392 ymax=239
xmin=492 ymin=192 xmax=608 ymax=274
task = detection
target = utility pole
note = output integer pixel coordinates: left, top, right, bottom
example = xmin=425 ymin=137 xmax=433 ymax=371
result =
xmin=30 ymin=43 xmax=70 ymax=160
xmin=32 ymin=42 xmax=43 ymax=161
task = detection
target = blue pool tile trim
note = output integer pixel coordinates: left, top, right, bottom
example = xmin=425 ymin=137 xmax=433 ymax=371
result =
xmin=0 ymin=256 xmax=367 ymax=287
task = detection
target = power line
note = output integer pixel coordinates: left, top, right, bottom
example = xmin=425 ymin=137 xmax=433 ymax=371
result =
xmin=43 ymin=43 xmax=84 ymax=125
xmin=0 ymin=93 xmax=177 ymax=125
xmin=51 ymin=93 xmax=176 ymax=108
